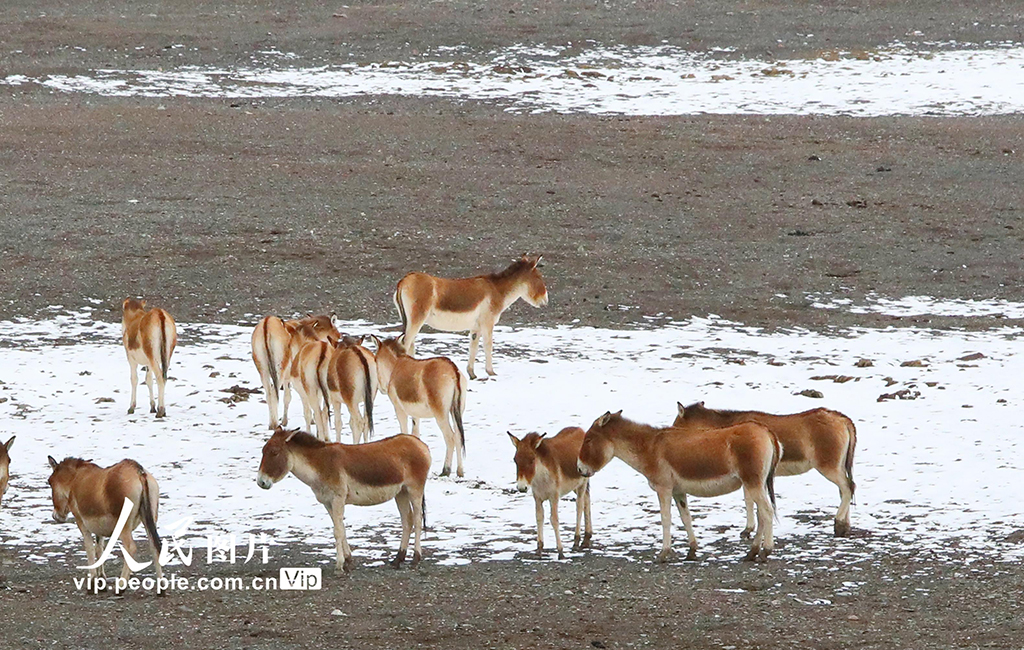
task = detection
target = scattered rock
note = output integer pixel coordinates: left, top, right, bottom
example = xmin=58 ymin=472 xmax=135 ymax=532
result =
xmin=962 ymin=404 xmax=973 ymax=409
xmin=875 ymin=166 xmax=892 ymax=172
xmin=957 ymin=352 xmax=985 ymax=361
xmin=925 ymin=382 xmax=939 ymax=387
xmin=900 ymin=360 xmax=927 ymax=367
xmin=767 ymin=359 xmax=786 ymax=367
xmin=591 ymin=642 xmax=608 ymax=649
xmin=210 ymin=372 xmax=220 ymax=378
xmin=878 ymin=389 xmax=921 ymax=402
xmin=330 ymin=609 xmax=348 ymax=616
xmin=79 ymin=371 xmax=92 ymax=376
xmin=788 ymin=229 xmax=812 ymax=237
xmin=797 ymin=389 xmax=824 ymax=398
xmin=94 ymin=397 xmax=115 ymax=404
xmin=846 ymin=199 xmax=867 ymax=208
xmin=854 ymin=359 xmax=873 ymax=368
xmin=883 ymin=377 xmax=898 ymax=387
xmin=811 ymin=198 xmax=824 ymax=206
xmin=808 ymin=155 xmax=821 ymax=161
xmin=1004 ymin=530 xmax=1024 ymax=544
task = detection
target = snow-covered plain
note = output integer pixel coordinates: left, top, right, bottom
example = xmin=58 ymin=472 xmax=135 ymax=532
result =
xmin=4 ymin=43 xmax=1024 ymax=116
xmin=1 ymin=306 xmax=1022 ymax=572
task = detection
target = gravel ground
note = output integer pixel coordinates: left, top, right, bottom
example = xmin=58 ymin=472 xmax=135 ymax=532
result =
xmin=2 ymin=1 xmax=1024 ymax=648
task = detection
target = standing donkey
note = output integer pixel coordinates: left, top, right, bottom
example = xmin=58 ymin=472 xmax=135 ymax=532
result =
xmin=251 ymin=314 xmax=340 ymax=429
xmin=372 ymin=336 xmax=467 ymax=477
xmin=0 ymin=436 xmax=14 ymax=507
xmin=674 ymin=401 xmax=857 ymax=536
xmin=394 ymin=254 xmax=548 ymax=379
xmin=327 ymin=336 xmax=377 ymax=443
xmin=257 ymin=427 xmax=430 ymax=572
xmin=122 ymin=298 xmax=177 ymax=418
xmin=577 ymin=411 xmax=781 ymax=563
xmin=47 ymin=456 xmax=163 ymax=584
xmin=509 ymin=427 xmax=593 ymax=559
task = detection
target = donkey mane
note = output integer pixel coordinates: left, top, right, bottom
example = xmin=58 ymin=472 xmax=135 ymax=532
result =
xmin=56 ymin=457 xmax=97 ymax=469
xmin=488 ymin=259 xmax=533 ymax=281
xmin=284 ymin=429 xmax=328 ymax=448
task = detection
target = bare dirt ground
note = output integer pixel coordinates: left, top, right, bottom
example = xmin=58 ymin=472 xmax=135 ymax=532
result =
xmin=2 ymin=1 xmax=1024 ymax=648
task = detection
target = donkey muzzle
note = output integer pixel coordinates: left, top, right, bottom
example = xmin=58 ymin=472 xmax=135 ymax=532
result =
xmin=576 ymin=461 xmax=594 ymax=478
xmin=256 ymin=474 xmax=273 ymax=490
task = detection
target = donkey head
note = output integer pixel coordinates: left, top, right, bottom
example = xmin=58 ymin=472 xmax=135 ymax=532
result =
xmin=508 ymin=432 xmax=546 ymax=492
xmin=519 ymin=254 xmax=548 ymax=307
xmin=46 ymin=455 xmax=84 ymax=523
xmin=577 ymin=410 xmax=623 ymax=477
xmin=256 ymin=427 xmax=300 ymax=489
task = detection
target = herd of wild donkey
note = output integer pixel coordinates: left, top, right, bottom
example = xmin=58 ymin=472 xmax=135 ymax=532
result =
xmin=0 ymin=254 xmax=857 ymax=585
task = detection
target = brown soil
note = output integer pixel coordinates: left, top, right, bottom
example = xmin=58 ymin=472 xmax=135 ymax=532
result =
xmin=2 ymin=1 xmax=1023 ymax=648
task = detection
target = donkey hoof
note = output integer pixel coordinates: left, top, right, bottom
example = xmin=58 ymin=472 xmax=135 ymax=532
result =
xmin=411 ymin=551 xmax=422 ymax=568
xmin=155 ymin=411 xmax=166 ymax=419
xmin=834 ymin=520 xmax=851 ymax=537
xmin=684 ymin=548 xmax=698 ymax=562
xmin=390 ymin=550 xmax=407 ymax=568
xmin=486 ymin=368 xmax=497 ymax=377
xmin=557 ymin=551 xmax=566 ymax=560
xmin=655 ymin=550 xmax=674 ymax=563
xmin=127 ymin=407 xmax=135 ymax=415
xmin=439 ymin=466 xmax=451 ymax=477
xmin=757 ymin=549 xmax=771 ymax=563
xmin=739 ymin=528 xmax=753 ymax=540
xmin=456 ymin=469 xmax=465 ymax=478
xmin=150 ymin=404 xmax=157 ymax=413
xmin=467 ymin=370 xmax=477 ymax=380
xmin=743 ymin=547 xmax=761 ymax=562
xmin=342 ymin=557 xmax=356 ymax=573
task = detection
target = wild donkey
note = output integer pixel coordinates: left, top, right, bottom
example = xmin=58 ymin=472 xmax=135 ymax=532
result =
xmin=122 ymin=298 xmax=177 ymax=418
xmin=327 ymin=336 xmax=377 ymax=443
xmin=509 ymin=427 xmax=593 ymax=559
xmin=674 ymin=401 xmax=857 ymax=536
xmin=286 ymin=339 xmax=335 ymax=440
xmin=577 ymin=411 xmax=781 ymax=563
xmin=394 ymin=254 xmax=548 ymax=379
xmin=47 ymin=456 xmax=163 ymax=584
xmin=257 ymin=428 xmax=430 ymax=572
xmin=373 ymin=336 xmax=468 ymax=477
xmin=251 ymin=314 xmax=340 ymax=429
xmin=0 ymin=436 xmax=14 ymax=506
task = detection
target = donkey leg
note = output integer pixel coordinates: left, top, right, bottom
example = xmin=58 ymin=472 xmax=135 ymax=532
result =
xmin=534 ymin=496 xmax=545 ymax=556
xmin=673 ymin=495 xmax=698 ymax=561
xmin=821 ymin=467 xmax=855 ymax=537
xmin=466 ymin=330 xmax=480 ymax=380
xmin=327 ymin=500 xmax=353 ymax=573
xmin=741 ymin=492 xmax=756 ymax=539
xmin=118 ymin=532 xmax=139 ymax=581
xmin=550 ymin=498 xmax=566 ymax=559
xmin=127 ymin=360 xmax=139 ymax=414
xmin=281 ymin=380 xmax=292 ymax=426
xmin=438 ymin=418 xmax=456 ymax=477
xmin=437 ymin=415 xmax=462 ymax=477
xmin=391 ymin=492 xmax=412 ymax=568
xmin=80 ymin=530 xmax=99 ymax=580
xmin=483 ymin=324 xmax=497 ymax=376
xmin=155 ymin=370 xmax=168 ymax=418
xmin=145 ymin=367 xmax=157 ymax=414
xmin=743 ymin=487 xmax=774 ymax=562
xmin=259 ymin=370 xmax=279 ymax=430
xmin=572 ymin=487 xmax=585 ymax=550
xmin=94 ymin=535 xmax=108 ymax=580
xmin=411 ymin=489 xmax=424 ymax=567
xmin=581 ymin=482 xmax=594 ymax=549
xmin=656 ymin=490 xmax=675 ymax=562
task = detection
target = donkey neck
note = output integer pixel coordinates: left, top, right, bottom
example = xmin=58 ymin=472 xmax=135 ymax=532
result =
xmin=491 ymin=272 xmax=528 ymax=309
xmin=607 ymin=422 xmax=660 ymax=475
xmin=287 ymin=445 xmax=335 ymax=497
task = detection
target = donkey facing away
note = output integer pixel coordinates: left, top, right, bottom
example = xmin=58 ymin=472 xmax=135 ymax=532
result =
xmin=674 ymin=401 xmax=857 ymax=536
xmin=373 ymin=336 xmax=467 ymax=477
xmin=394 ymin=254 xmax=548 ymax=379
xmin=509 ymin=427 xmax=593 ymax=559
xmin=47 ymin=456 xmax=163 ymax=585
xmin=577 ymin=411 xmax=781 ymax=563
xmin=122 ymin=298 xmax=177 ymax=418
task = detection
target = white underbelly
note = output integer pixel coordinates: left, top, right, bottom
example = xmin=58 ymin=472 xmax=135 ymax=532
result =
xmin=346 ymin=483 xmax=402 ymax=507
xmin=401 ymin=401 xmax=439 ymax=419
xmin=674 ymin=476 xmax=743 ymax=499
xmin=126 ymin=348 xmax=151 ymax=366
xmin=425 ymin=310 xmax=481 ymax=333
xmin=82 ymin=514 xmax=130 ymax=538
xmin=776 ymin=459 xmax=815 ymax=477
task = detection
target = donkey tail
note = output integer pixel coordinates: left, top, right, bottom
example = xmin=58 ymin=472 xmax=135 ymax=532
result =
xmin=135 ymin=464 xmax=162 ymax=556
xmin=451 ymin=368 xmax=466 ymax=455
xmin=394 ymin=283 xmax=409 ymax=334
xmin=767 ymin=432 xmax=782 ymax=515
xmin=421 ymin=492 xmax=428 ymax=530
xmin=359 ymin=351 xmax=375 ymax=439
xmin=158 ymin=311 xmax=171 ymax=382
xmin=316 ymin=346 xmax=331 ymax=425
xmin=264 ymin=319 xmax=280 ymax=393
xmin=843 ymin=415 xmax=857 ymax=501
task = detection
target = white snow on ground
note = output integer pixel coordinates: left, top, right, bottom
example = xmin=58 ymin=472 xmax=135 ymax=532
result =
xmin=1 ymin=306 xmax=1023 ymax=572
xmin=810 ymin=293 xmax=1024 ymax=319
xmin=4 ymin=43 xmax=1024 ymax=116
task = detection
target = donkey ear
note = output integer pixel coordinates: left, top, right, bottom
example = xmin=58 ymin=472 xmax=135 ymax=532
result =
xmin=507 ymin=431 xmax=519 ymax=447
xmin=283 ymin=428 xmax=300 ymax=443
xmin=355 ymin=335 xmax=365 ymax=345
xmin=330 ymin=313 xmax=341 ymax=329
xmin=596 ymin=411 xmax=613 ymax=427
xmin=533 ymin=433 xmax=547 ymax=449
xmin=369 ymin=334 xmax=381 ymax=349
xmin=677 ymin=401 xmax=686 ymax=415
xmin=4 ymin=436 xmax=14 ymax=451
xmin=397 ymin=333 xmax=406 ymax=346
xmin=47 ymin=455 xmax=58 ymax=469
xmin=698 ymin=401 xmax=705 ymax=408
